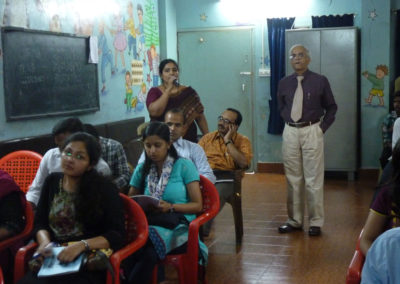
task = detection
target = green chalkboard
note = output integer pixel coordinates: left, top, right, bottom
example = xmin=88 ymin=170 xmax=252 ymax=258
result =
xmin=2 ymin=27 xmax=99 ymax=121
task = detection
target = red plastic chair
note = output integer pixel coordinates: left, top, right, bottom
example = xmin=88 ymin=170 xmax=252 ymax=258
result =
xmin=151 ymin=175 xmax=220 ymax=284
xmin=0 ymin=201 xmax=34 ymax=284
xmin=14 ymin=194 xmax=148 ymax=284
xmin=346 ymin=230 xmax=365 ymax=284
xmin=0 ymin=150 xmax=43 ymax=193
xmin=0 ymin=268 xmax=4 ymax=284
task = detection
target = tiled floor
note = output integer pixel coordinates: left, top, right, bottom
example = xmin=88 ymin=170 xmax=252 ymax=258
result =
xmin=164 ymin=172 xmax=375 ymax=284
xmin=203 ymin=172 xmax=375 ymax=284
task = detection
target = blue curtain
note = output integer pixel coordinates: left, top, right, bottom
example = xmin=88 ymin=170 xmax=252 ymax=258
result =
xmin=311 ymin=14 xmax=354 ymax=28
xmin=267 ymin=17 xmax=295 ymax=135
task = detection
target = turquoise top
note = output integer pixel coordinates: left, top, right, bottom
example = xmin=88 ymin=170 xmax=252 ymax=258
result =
xmin=130 ymin=158 xmax=200 ymax=221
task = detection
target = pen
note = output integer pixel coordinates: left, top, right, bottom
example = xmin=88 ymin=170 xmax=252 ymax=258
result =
xmin=32 ymin=242 xmax=57 ymax=259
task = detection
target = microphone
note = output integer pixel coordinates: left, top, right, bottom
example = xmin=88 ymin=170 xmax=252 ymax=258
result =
xmin=173 ymin=79 xmax=179 ymax=87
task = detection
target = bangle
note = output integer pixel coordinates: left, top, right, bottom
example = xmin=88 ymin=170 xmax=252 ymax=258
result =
xmin=225 ymin=140 xmax=232 ymax=146
xmin=81 ymin=239 xmax=90 ymax=251
xmin=169 ymin=204 xmax=175 ymax=213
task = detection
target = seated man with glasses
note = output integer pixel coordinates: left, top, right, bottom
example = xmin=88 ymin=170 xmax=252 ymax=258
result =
xmin=199 ymin=108 xmax=253 ymax=236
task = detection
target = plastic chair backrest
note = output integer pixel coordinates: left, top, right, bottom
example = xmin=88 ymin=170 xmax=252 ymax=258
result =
xmin=0 ymin=151 xmax=43 ymax=193
xmin=346 ymin=230 xmax=365 ymax=284
xmin=0 ymin=200 xmax=33 ymax=284
xmin=0 ymin=201 xmax=34 ymax=252
xmin=107 ymin=194 xmax=148 ymax=284
xmin=0 ymin=268 xmax=4 ymax=284
xmin=199 ymin=175 xmax=220 ymax=217
xmin=151 ymin=175 xmax=220 ymax=284
xmin=119 ymin=193 xmax=148 ymax=245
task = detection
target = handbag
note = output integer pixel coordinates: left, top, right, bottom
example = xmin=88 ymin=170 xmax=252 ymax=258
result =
xmin=82 ymin=248 xmax=113 ymax=271
xmin=146 ymin=212 xmax=189 ymax=229
xmin=28 ymin=243 xmax=113 ymax=273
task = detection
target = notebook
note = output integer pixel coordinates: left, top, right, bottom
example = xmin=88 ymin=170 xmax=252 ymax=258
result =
xmin=38 ymin=247 xmax=83 ymax=277
xmin=130 ymin=195 xmax=160 ymax=211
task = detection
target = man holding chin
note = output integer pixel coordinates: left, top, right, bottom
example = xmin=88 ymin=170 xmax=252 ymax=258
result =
xmin=199 ymin=108 xmax=253 ymax=235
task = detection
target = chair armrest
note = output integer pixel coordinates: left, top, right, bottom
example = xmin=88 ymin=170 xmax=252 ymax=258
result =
xmin=109 ymin=229 xmax=148 ymax=267
xmin=14 ymin=242 xmax=38 ymax=283
xmin=346 ymin=250 xmax=365 ymax=284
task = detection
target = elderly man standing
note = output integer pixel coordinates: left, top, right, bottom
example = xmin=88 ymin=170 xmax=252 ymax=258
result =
xmin=277 ymin=44 xmax=337 ymax=236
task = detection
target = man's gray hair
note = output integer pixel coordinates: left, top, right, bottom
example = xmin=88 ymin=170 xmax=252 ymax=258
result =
xmin=289 ymin=44 xmax=311 ymax=59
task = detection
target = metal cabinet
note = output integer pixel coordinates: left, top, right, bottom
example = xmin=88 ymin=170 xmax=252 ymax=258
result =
xmin=285 ymin=27 xmax=359 ymax=179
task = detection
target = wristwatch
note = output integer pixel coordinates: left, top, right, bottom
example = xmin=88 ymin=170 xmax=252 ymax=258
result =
xmin=225 ymin=140 xmax=232 ymax=146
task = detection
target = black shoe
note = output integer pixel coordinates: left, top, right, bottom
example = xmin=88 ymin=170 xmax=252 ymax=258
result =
xmin=308 ymin=226 xmax=321 ymax=236
xmin=278 ymin=223 xmax=302 ymax=233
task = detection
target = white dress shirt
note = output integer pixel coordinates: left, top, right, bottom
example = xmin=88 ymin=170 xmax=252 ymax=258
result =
xmin=138 ymin=137 xmax=216 ymax=184
xmin=26 ymin=147 xmax=111 ymax=205
xmin=393 ymin=117 xmax=400 ymax=150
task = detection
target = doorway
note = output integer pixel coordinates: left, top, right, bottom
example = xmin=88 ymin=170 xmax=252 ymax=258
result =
xmin=177 ymin=27 xmax=256 ymax=170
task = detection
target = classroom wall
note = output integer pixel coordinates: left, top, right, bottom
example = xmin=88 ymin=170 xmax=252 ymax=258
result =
xmin=165 ymin=0 xmax=394 ymax=169
xmin=0 ymin=0 xmax=159 ymax=141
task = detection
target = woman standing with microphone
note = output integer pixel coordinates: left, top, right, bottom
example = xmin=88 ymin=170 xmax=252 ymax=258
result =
xmin=146 ymin=59 xmax=209 ymax=142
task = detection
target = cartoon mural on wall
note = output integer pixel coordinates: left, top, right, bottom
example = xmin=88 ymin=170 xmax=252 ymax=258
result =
xmin=125 ymin=2 xmax=137 ymax=59
xmin=98 ymin=20 xmax=116 ymax=95
xmin=147 ymin=45 xmax=159 ymax=86
xmin=111 ymin=11 xmax=127 ymax=73
xmin=363 ymin=64 xmax=388 ymax=107
xmin=125 ymin=70 xmax=133 ymax=111
xmin=136 ymin=4 xmax=145 ymax=59
xmin=1 ymin=0 xmax=160 ymax=117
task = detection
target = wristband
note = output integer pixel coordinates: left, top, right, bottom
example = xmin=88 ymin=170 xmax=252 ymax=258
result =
xmin=225 ymin=140 xmax=232 ymax=146
xmin=81 ymin=239 xmax=90 ymax=251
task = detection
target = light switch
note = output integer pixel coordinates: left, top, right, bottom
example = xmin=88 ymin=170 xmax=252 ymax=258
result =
xmin=258 ymin=68 xmax=270 ymax=77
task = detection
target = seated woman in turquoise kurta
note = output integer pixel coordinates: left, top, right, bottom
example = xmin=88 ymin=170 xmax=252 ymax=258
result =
xmin=124 ymin=121 xmax=207 ymax=283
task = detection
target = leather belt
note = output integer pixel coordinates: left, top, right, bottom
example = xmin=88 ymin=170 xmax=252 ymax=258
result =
xmin=286 ymin=120 xmax=320 ymax=128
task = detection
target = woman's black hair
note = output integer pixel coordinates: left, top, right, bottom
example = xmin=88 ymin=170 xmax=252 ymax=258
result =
xmin=158 ymin=59 xmax=179 ymax=78
xmin=61 ymin=132 xmax=105 ymax=225
xmin=139 ymin=121 xmax=178 ymax=192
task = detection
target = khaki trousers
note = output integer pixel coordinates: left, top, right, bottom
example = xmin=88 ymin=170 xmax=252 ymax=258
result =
xmin=282 ymin=122 xmax=324 ymax=228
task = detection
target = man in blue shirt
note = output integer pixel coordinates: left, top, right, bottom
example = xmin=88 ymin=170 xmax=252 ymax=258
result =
xmin=138 ymin=108 xmax=216 ymax=184
xmin=362 ymin=227 xmax=400 ymax=284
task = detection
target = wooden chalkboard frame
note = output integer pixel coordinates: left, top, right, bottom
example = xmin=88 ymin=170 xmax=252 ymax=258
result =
xmin=2 ymin=27 xmax=99 ymax=121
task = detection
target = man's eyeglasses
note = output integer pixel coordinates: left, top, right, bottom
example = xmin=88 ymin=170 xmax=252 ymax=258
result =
xmin=289 ymin=53 xmax=305 ymax=60
xmin=218 ymin=116 xmax=235 ymax=125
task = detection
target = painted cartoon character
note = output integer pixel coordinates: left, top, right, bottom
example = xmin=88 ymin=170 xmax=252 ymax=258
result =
xmin=111 ymin=12 xmax=127 ymax=73
xmin=363 ymin=64 xmax=389 ymax=106
xmin=137 ymin=82 xmax=147 ymax=103
xmin=49 ymin=14 xmax=61 ymax=32
xmin=136 ymin=4 xmax=145 ymax=58
xmin=125 ymin=71 xmax=133 ymax=111
xmin=135 ymin=82 xmax=147 ymax=111
xmin=98 ymin=20 xmax=116 ymax=94
xmin=148 ymin=45 xmax=159 ymax=87
xmin=125 ymin=2 xmax=137 ymax=59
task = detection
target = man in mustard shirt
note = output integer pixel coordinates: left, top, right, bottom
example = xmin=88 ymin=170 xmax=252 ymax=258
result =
xmin=199 ymin=108 xmax=252 ymax=235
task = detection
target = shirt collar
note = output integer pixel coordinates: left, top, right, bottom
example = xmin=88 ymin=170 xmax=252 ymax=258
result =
xmin=291 ymin=69 xmax=310 ymax=79
xmin=174 ymin=137 xmax=184 ymax=147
